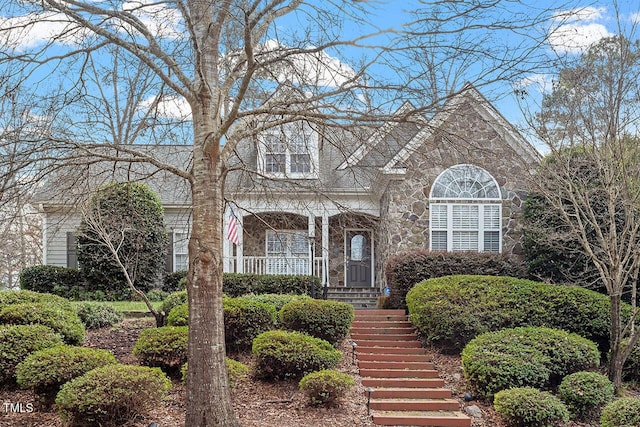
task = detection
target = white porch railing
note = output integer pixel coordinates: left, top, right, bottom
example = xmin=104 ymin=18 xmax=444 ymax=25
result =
xmin=224 ymin=256 xmax=323 ymax=277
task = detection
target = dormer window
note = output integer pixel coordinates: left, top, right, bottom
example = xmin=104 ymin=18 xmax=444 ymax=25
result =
xmin=259 ymin=121 xmax=318 ymax=178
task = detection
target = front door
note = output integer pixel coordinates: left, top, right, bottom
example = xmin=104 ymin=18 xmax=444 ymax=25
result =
xmin=345 ymin=230 xmax=372 ymax=287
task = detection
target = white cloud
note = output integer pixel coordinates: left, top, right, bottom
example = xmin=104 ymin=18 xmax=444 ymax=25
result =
xmin=0 ymin=12 xmax=86 ymax=50
xmin=549 ymin=6 xmax=613 ymax=54
xmin=515 ymin=73 xmax=554 ymax=94
xmin=631 ymin=12 xmax=640 ymax=24
xmin=140 ymin=95 xmax=191 ymax=121
xmin=121 ymin=0 xmax=183 ymax=40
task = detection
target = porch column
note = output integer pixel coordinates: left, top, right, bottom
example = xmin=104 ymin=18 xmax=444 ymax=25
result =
xmin=236 ymin=210 xmax=244 ymax=273
xmin=321 ymin=211 xmax=329 ymax=288
xmin=308 ymin=214 xmax=315 ymax=276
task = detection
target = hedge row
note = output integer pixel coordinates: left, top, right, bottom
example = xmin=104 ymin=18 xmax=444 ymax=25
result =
xmin=385 ymin=251 xmax=527 ymax=309
xmin=406 ymin=275 xmax=618 ymax=353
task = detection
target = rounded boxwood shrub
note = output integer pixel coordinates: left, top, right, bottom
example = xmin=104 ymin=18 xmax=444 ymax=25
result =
xmin=0 ymin=324 xmax=64 ymax=383
xmin=161 ymin=290 xmax=187 ymax=323
xmin=55 ymin=364 xmax=171 ymax=427
xmin=181 ymin=358 xmax=249 ymax=388
xmin=132 ymin=326 xmax=188 ymax=375
xmin=406 ymin=275 xmax=615 ymax=353
xmin=279 ymin=299 xmax=354 ymax=345
xmin=299 ymin=369 xmax=355 ymax=406
xmin=252 ymin=330 xmax=341 ymax=380
xmin=167 ymin=302 xmax=189 ymax=326
xmin=494 ymin=387 xmax=569 ymax=427
xmin=224 ymin=297 xmax=276 ymax=351
xmin=600 ymin=397 xmax=640 ymax=427
xmin=0 ymin=289 xmax=74 ymax=312
xmin=0 ymin=302 xmax=86 ymax=345
xmin=75 ymin=302 xmax=123 ymax=329
xmin=558 ymin=371 xmax=614 ymax=420
xmin=16 ymin=345 xmax=117 ymax=405
xmin=461 ymin=326 xmax=600 ymax=398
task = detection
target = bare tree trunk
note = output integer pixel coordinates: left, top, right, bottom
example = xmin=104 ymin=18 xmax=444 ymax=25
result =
xmin=609 ymin=294 xmax=624 ymax=391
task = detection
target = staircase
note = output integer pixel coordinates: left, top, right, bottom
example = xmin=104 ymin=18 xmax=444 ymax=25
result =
xmin=352 ymin=309 xmax=471 ymax=427
xmin=326 ymin=287 xmax=379 ymax=309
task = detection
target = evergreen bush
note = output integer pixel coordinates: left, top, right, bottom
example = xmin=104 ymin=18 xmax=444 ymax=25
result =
xmin=19 ymin=265 xmax=84 ymax=297
xmin=223 ymin=273 xmax=317 ymax=297
xmin=160 ymin=290 xmax=187 ymax=323
xmin=0 ymin=289 xmax=74 ymax=311
xmin=600 ymin=397 xmax=640 ymax=427
xmin=299 ymin=369 xmax=354 ymax=406
xmin=0 ymin=324 xmax=64 ymax=383
xmin=132 ymin=326 xmax=188 ymax=375
xmin=494 ymin=387 xmax=569 ymax=427
xmin=224 ymin=297 xmax=277 ymax=351
xmin=75 ymin=302 xmax=123 ymax=329
xmin=55 ymin=364 xmax=171 ymax=427
xmin=406 ymin=275 xmax=615 ymax=353
xmin=558 ymin=371 xmax=614 ymax=420
xmin=16 ymin=345 xmax=117 ymax=405
xmin=241 ymin=293 xmax=312 ymax=312
xmin=462 ymin=326 xmax=600 ymax=398
xmin=181 ymin=358 xmax=248 ymax=388
xmin=167 ymin=302 xmax=189 ymax=326
xmin=0 ymin=302 xmax=85 ymax=345
xmin=252 ymin=330 xmax=341 ymax=380
xmin=279 ymin=299 xmax=354 ymax=345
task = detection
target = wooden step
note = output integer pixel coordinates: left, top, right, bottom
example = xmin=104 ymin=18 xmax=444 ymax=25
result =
xmin=351 ymin=326 xmax=415 ymax=335
xmin=353 ymin=339 xmax=422 ymax=348
xmin=369 ymin=387 xmax=452 ymax=399
xmin=356 ymin=346 xmax=426 ymax=355
xmin=362 ymin=378 xmax=446 ymax=388
xmin=352 ymin=333 xmax=417 ymax=341
xmin=359 ymin=368 xmax=439 ymax=378
xmin=352 ymin=320 xmax=412 ymax=328
xmin=356 ymin=352 xmax=430 ymax=362
xmin=370 ymin=398 xmax=460 ymax=411
xmin=358 ymin=360 xmax=435 ymax=370
xmin=372 ymin=411 xmax=472 ymax=427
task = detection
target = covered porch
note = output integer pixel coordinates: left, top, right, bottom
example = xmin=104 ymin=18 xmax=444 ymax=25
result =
xmin=222 ymin=209 xmax=380 ymax=289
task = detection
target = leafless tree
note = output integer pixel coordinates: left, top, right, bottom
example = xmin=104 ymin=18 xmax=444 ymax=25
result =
xmin=0 ymin=1 xmax=569 ymax=424
xmin=526 ymin=28 xmax=640 ymax=390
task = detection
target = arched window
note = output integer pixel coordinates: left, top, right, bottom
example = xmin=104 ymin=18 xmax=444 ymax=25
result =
xmin=429 ymin=164 xmax=502 ymax=252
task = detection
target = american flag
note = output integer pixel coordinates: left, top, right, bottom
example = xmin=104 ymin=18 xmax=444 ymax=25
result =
xmin=227 ymin=208 xmax=240 ymax=246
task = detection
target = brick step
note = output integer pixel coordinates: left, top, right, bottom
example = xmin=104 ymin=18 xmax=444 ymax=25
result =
xmin=354 ymin=339 xmax=422 ymax=348
xmin=360 ymin=368 xmax=439 ymax=378
xmin=354 ymin=310 xmax=407 ymax=321
xmin=370 ymin=398 xmax=460 ymax=412
xmin=362 ymin=378 xmax=445 ymax=388
xmin=352 ymin=333 xmax=417 ymax=341
xmin=349 ymin=326 xmax=415 ymax=336
xmin=355 ymin=309 xmax=406 ymax=315
xmin=356 ymin=352 xmax=430 ymax=362
xmin=356 ymin=346 xmax=426 ymax=355
xmin=352 ymin=320 xmax=412 ymax=328
xmin=372 ymin=411 xmax=472 ymax=427
xmin=358 ymin=360 xmax=435 ymax=370
xmin=369 ymin=387 xmax=452 ymax=399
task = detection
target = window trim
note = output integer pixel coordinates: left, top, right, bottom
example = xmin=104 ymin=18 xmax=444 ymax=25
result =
xmin=172 ymin=230 xmax=189 ymax=273
xmin=257 ymin=121 xmax=319 ymax=179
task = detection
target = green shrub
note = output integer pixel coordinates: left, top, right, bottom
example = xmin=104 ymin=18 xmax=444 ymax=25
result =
xmin=385 ymin=251 xmax=527 ymax=309
xmin=19 ymin=265 xmax=84 ymax=297
xmin=461 ymin=326 xmax=600 ymax=398
xmin=161 ymin=290 xmax=187 ymax=322
xmin=558 ymin=371 xmax=614 ymax=420
xmin=145 ymin=289 xmax=169 ymax=302
xmin=407 ymin=275 xmax=615 ymax=353
xmin=299 ymin=369 xmax=354 ymax=406
xmin=163 ymin=270 xmax=188 ymax=292
xmin=0 ymin=324 xmax=64 ymax=383
xmin=16 ymin=345 xmax=117 ymax=405
xmin=279 ymin=299 xmax=354 ymax=345
xmin=0 ymin=289 xmax=74 ymax=311
xmin=241 ymin=293 xmax=312 ymax=312
xmin=223 ymin=273 xmax=317 ymax=297
xmin=600 ymin=397 xmax=640 ymax=427
xmin=167 ymin=302 xmax=189 ymax=326
xmin=132 ymin=326 xmax=188 ymax=375
xmin=55 ymin=364 xmax=171 ymax=427
xmin=181 ymin=358 xmax=248 ymax=388
xmin=224 ymin=297 xmax=276 ymax=352
xmin=494 ymin=387 xmax=569 ymax=427
xmin=75 ymin=302 xmax=123 ymax=329
xmin=622 ymin=340 xmax=640 ymax=381
xmin=0 ymin=302 xmax=85 ymax=345
xmin=252 ymin=330 xmax=341 ymax=380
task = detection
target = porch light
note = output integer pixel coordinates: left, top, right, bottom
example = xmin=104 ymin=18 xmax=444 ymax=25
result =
xmin=366 ymin=387 xmax=374 ymax=415
xmin=351 ymin=341 xmax=357 ymax=365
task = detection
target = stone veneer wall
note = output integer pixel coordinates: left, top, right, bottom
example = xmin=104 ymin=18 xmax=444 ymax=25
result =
xmin=378 ymin=104 xmax=535 ymax=263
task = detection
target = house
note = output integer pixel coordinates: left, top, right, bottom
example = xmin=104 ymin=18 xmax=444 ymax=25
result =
xmin=33 ymin=84 xmax=539 ymax=293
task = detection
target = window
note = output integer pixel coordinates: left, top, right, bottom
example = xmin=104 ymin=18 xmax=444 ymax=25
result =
xmin=259 ymin=121 xmax=318 ymax=178
xmin=430 ymin=164 xmax=502 ymax=253
xmin=173 ymin=231 xmax=189 ymax=272
xmin=265 ymin=230 xmax=309 ymax=275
